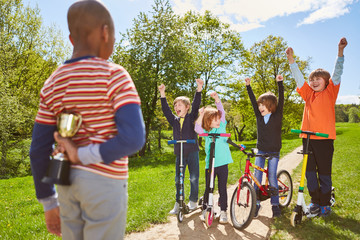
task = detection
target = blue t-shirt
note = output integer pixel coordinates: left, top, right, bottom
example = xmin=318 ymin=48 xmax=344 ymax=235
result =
xmin=203 ymin=121 xmax=233 ymax=169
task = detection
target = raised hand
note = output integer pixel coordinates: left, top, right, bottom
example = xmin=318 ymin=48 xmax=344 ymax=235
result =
xmin=286 ymin=47 xmax=294 ymax=64
xmin=196 ymin=79 xmax=204 ymax=92
xmin=210 ymin=91 xmax=220 ymax=103
xmin=158 ymin=84 xmax=166 ymax=97
xmin=276 ymin=75 xmax=283 ymax=82
xmin=245 ymin=77 xmax=251 ymax=86
xmin=338 ymin=37 xmax=347 ymax=57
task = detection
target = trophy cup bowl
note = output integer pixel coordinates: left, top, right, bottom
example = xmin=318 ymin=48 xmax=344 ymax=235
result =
xmin=42 ymin=112 xmax=82 ymax=185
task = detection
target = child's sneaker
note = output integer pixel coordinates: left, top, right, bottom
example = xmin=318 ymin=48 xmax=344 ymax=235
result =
xmin=200 ymin=209 xmax=206 ymax=222
xmin=254 ymin=203 xmax=261 ymax=218
xmin=169 ymin=202 xmax=179 ymax=215
xmin=309 ymin=203 xmax=320 ymax=215
xmin=219 ymin=211 xmax=228 ymax=224
xmin=187 ymin=200 xmax=197 ymax=211
xmin=320 ymin=206 xmax=331 ymax=217
xmin=272 ymin=205 xmax=281 ymax=218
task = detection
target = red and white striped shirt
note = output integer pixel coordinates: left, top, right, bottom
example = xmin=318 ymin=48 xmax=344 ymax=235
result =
xmin=35 ymin=57 xmax=141 ymax=179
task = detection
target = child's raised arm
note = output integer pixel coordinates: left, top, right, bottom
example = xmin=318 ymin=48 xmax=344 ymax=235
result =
xmin=211 ymin=92 xmax=225 ymax=123
xmin=158 ymin=84 xmax=166 ymax=98
xmin=194 ymin=107 xmax=205 ymax=134
xmin=196 ymin=78 xmax=204 ymax=92
xmin=286 ymin=47 xmax=295 ymax=64
xmin=332 ymin=37 xmax=348 ymax=85
xmin=286 ymin=47 xmax=305 ymax=88
xmin=338 ymin=37 xmax=347 ymax=57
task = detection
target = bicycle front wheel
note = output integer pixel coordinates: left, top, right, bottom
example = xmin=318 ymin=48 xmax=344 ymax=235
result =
xmin=230 ymin=181 xmax=256 ymax=230
xmin=277 ymin=170 xmax=293 ymax=207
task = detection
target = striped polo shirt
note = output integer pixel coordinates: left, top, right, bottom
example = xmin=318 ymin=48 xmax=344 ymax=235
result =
xmin=35 ymin=56 xmax=141 ymax=179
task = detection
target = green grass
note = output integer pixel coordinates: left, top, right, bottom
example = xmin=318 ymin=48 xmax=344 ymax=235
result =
xmin=270 ymin=123 xmax=360 ymax=240
xmin=1 ymin=123 xmax=358 ymax=239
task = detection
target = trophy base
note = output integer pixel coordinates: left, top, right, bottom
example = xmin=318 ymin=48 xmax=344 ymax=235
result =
xmin=42 ymin=158 xmax=71 ymax=186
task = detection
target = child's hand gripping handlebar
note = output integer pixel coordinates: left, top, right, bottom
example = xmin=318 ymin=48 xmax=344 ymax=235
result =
xmin=168 ymin=139 xmax=196 ymax=145
xmin=198 ymin=133 xmax=231 ymax=138
xmin=290 ymin=129 xmax=329 ymax=138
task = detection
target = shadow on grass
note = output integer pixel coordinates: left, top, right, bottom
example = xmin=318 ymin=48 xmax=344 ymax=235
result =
xmin=272 ymin=210 xmax=360 ymax=240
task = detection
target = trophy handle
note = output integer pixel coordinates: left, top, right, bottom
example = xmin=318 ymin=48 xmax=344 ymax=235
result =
xmin=75 ymin=115 xmax=82 ymax=132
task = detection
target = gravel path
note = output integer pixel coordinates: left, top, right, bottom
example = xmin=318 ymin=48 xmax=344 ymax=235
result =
xmin=125 ymin=146 xmax=303 ymax=240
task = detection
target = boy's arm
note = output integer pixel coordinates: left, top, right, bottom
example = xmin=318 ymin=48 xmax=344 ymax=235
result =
xmin=276 ymin=75 xmax=284 ymax=113
xmin=286 ymin=47 xmax=305 ymax=88
xmin=332 ymin=37 xmax=347 ymax=85
xmin=158 ymin=84 xmax=175 ymax=125
xmin=190 ymin=79 xmax=203 ymax=118
xmin=246 ymin=84 xmax=261 ymax=117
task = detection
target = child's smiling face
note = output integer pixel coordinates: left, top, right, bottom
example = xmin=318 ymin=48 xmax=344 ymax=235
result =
xmin=174 ymin=101 xmax=189 ymax=118
xmin=258 ymin=103 xmax=271 ymax=116
xmin=309 ymin=76 xmax=326 ymax=92
xmin=210 ymin=116 xmax=221 ymax=129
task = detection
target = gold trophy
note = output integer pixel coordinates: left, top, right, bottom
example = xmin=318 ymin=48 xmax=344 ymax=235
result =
xmin=42 ymin=112 xmax=82 ymax=185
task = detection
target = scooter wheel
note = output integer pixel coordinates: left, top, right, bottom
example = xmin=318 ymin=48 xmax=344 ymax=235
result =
xmin=177 ymin=210 xmax=183 ymax=223
xmin=205 ymin=210 xmax=213 ymax=227
xmin=290 ymin=211 xmax=302 ymax=227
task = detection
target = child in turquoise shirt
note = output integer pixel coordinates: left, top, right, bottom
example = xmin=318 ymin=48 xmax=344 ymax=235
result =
xmin=195 ymin=92 xmax=233 ymax=224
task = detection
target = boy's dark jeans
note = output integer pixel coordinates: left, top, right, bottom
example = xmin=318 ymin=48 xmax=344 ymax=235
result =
xmin=175 ymin=151 xmax=199 ymax=203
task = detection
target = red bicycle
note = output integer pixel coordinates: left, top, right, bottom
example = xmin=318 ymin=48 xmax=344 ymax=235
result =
xmin=227 ymin=139 xmax=293 ymax=230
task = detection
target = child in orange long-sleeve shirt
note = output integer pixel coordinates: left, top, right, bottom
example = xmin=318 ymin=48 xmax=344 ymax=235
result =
xmin=286 ymin=37 xmax=347 ymax=217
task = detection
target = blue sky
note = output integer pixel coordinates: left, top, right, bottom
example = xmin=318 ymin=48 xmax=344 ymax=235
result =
xmin=24 ymin=0 xmax=360 ymax=104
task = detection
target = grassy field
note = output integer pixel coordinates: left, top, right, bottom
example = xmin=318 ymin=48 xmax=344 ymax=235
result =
xmin=270 ymin=123 xmax=360 ymax=240
xmin=0 ymin=123 xmax=358 ymax=239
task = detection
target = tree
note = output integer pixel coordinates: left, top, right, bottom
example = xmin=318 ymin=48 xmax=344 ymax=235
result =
xmin=0 ymin=0 xmax=69 ymax=177
xmin=182 ymin=11 xmax=245 ymax=106
xmin=348 ymin=106 xmax=360 ymax=123
xmin=112 ymin=0 xmax=197 ymax=155
xmin=227 ymin=36 xmax=308 ymax=139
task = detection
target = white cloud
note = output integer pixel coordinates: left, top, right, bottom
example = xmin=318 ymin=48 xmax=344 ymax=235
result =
xmin=336 ymin=95 xmax=360 ymax=105
xmin=171 ymin=0 xmax=357 ymax=32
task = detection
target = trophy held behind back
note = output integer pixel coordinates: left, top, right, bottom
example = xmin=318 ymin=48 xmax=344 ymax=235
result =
xmin=42 ymin=112 xmax=82 ymax=185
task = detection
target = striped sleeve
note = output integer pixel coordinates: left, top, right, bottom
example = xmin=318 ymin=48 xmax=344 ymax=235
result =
xmin=108 ymin=68 xmax=141 ymax=111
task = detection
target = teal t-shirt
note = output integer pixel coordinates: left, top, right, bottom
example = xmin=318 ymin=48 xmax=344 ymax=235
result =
xmin=204 ymin=121 xmax=233 ymax=169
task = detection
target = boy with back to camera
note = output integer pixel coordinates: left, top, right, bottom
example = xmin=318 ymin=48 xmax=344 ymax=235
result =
xmin=158 ymin=79 xmax=203 ymax=214
xmin=29 ymin=0 xmax=146 ymax=239
xmin=286 ymin=37 xmax=348 ymax=217
xmin=245 ymin=75 xmax=284 ymax=218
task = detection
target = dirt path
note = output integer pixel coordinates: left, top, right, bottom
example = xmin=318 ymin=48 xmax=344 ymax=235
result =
xmin=125 ymin=146 xmax=303 ymax=240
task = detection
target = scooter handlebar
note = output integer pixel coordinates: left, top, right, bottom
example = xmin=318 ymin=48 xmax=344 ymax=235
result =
xmin=291 ymin=129 xmax=329 ymax=138
xmin=167 ymin=139 xmax=196 ymax=145
xmin=198 ymin=133 xmax=231 ymax=137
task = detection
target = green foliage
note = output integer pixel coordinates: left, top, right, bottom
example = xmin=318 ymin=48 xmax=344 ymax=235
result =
xmin=347 ymin=106 xmax=360 ymax=123
xmin=0 ymin=0 xmax=69 ymax=177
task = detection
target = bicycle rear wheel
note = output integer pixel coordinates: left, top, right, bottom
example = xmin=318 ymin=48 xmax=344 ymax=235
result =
xmin=277 ymin=170 xmax=293 ymax=207
xmin=230 ymin=181 xmax=256 ymax=230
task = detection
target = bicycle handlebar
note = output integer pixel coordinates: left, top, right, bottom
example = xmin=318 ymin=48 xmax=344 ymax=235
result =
xmin=291 ymin=129 xmax=329 ymax=138
xmin=198 ymin=133 xmax=231 ymax=138
xmin=227 ymin=138 xmax=277 ymax=159
xmin=167 ymin=139 xmax=196 ymax=145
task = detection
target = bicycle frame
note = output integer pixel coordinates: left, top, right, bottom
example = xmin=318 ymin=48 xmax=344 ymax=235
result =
xmin=227 ymin=139 xmax=290 ymax=205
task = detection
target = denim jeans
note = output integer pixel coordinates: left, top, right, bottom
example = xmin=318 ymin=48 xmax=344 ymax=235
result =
xmin=175 ymin=151 xmax=199 ymax=202
xmin=253 ymin=150 xmax=279 ymax=206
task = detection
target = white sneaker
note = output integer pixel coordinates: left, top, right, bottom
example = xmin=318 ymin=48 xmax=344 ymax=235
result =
xmin=169 ymin=202 xmax=180 ymax=215
xmin=187 ymin=201 xmax=197 ymax=211
xmin=219 ymin=211 xmax=228 ymax=224
xmin=200 ymin=209 xmax=206 ymax=222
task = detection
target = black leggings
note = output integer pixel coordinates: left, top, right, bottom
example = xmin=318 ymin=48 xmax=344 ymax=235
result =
xmin=203 ymin=164 xmax=228 ymax=211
